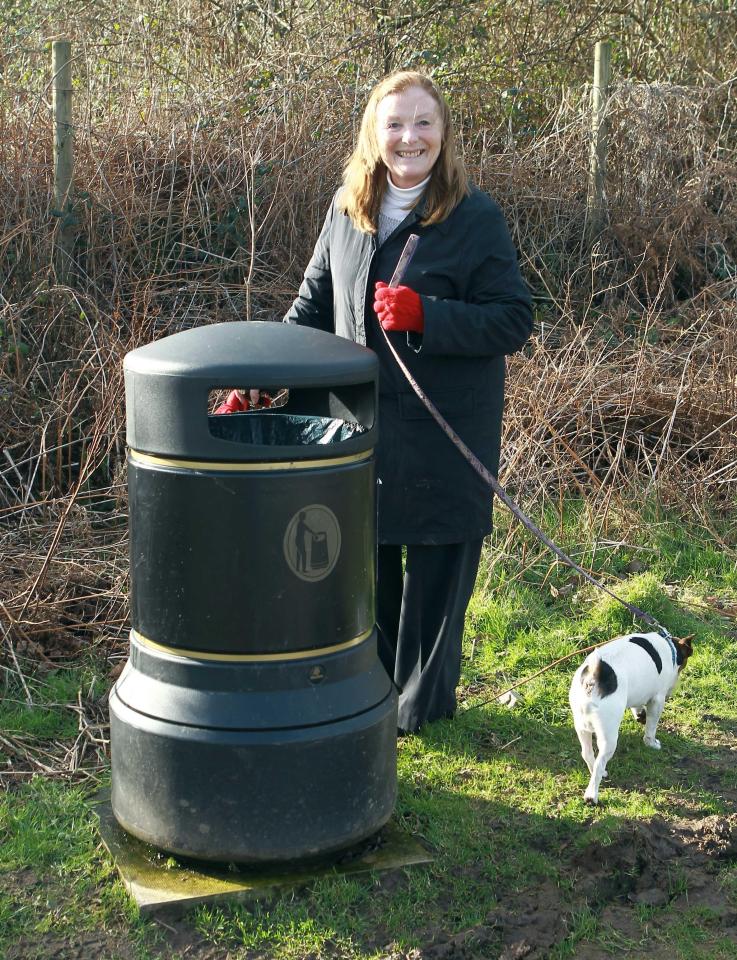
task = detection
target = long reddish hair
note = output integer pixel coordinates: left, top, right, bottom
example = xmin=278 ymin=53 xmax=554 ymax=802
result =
xmin=339 ymin=71 xmax=468 ymax=233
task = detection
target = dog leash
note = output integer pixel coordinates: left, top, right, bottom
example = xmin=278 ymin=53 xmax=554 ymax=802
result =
xmin=382 ymin=233 xmax=671 ymax=642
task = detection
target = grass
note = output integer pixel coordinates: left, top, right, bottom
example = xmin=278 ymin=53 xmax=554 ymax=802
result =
xmin=1 ymin=499 xmax=736 ymax=959
xmin=0 ymin=671 xmax=88 ymax=742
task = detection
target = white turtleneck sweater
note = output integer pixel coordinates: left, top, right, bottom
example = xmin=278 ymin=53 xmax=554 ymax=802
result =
xmin=377 ymin=173 xmax=430 ymax=245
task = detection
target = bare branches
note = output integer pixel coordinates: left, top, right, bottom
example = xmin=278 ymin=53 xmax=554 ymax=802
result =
xmin=0 ymin=20 xmax=735 ymax=696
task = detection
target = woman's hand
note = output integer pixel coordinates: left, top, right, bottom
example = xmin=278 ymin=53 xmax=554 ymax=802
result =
xmin=216 ymin=389 xmax=248 ymax=413
xmin=214 ymin=389 xmax=272 ymax=414
xmin=374 ymin=281 xmax=424 ymax=333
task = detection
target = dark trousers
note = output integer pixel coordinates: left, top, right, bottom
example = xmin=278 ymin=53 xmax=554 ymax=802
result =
xmin=376 ymin=540 xmax=483 ymax=733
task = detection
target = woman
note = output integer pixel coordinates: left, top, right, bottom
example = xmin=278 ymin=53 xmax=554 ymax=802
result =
xmin=285 ymin=71 xmax=532 ymax=733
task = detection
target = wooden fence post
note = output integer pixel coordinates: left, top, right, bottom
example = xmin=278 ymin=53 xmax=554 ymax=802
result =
xmin=587 ymin=40 xmax=611 ymax=245
xmin=52 ymin=39 xmax=74 ymax=285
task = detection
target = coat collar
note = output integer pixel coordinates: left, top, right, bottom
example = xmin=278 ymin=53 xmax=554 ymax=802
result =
xmin=397 ymin=194 xmax=455 ymax=237
xmin=341 ymin=190 xmax=457 ymax=242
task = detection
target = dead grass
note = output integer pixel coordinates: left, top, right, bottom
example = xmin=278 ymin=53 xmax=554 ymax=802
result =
xmin=1 ymin=11 xmax=736 ymax=726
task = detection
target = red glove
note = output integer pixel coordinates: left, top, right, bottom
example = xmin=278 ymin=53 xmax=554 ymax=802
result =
xmin=215 ymin=389 xmax=248 ymax=414
xmin=374 ymin=281 xmax=424 ymax=334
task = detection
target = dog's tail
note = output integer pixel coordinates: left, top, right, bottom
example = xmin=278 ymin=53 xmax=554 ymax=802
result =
xmin=580 ymin=652 xmax=618 ymax=698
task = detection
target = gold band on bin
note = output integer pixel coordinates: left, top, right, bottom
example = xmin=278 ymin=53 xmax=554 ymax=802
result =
xmin=131 ymin=628 xmax=373 ymax=662
xmin=128 ymin=448 xmax=372 ymax=473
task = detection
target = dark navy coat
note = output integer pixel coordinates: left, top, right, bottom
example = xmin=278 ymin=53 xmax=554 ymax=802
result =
xmin=284 ymin=184 xmax=532 ymax=544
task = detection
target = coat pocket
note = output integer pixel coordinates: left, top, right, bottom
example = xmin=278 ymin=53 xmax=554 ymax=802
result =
xmin=398 ymin=388 xmax=475 ymax=420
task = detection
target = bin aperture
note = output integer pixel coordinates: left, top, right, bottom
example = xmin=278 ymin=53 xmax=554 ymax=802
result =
xmin=208 ymin=412 xmax=367 ymax=446
xmin=110 ymin=321 xmax=397 ymax=863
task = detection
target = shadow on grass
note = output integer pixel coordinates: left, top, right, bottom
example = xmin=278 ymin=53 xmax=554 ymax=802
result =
xmin=420 ymin=708 xmax=737 ymax=817
xmin=178 ymin=776 xmax=737 ymax=960
xmin=3 ymin=746 xmax=737 ymax=960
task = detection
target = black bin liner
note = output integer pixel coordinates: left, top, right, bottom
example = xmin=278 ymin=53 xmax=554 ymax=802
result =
xmin=209 ymin=412 xmax=367 ymax=446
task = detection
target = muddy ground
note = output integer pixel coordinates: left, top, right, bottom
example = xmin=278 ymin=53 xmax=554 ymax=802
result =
xmin=4 ymin=689 xmax=737 ymax=960
xmin=411 ymin=813 xmax=737 ymax=960
xmin=6 ymin=807 xmax=737 ymax=960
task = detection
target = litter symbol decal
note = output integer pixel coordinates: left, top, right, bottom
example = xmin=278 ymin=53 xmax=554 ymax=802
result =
xmin=283 ymin=505 xmax=341 ymax=582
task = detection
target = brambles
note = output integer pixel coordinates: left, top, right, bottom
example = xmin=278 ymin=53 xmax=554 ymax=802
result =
xmin=0 ymin=0 xmax=735 ymax=684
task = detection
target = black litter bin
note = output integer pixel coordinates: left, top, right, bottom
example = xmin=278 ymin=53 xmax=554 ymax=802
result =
xmin=109 ymin=321 xmax=398 ymax=863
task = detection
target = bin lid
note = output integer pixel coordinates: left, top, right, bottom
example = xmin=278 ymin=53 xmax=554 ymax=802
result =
xmin=124 ymin=321 xmax=378 ymax=461
xmin=124 ymin=321 xmax=377 ymax=386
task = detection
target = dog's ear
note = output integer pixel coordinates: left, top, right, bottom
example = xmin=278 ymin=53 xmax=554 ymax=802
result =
xmin=675 ymin=634 xmax=694 ymax=666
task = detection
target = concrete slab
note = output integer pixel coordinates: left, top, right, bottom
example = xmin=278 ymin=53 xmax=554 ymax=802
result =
xmin=93 ymin=790 xmax=433 ymax=914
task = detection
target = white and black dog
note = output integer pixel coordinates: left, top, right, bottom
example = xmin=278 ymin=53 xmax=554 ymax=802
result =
xmin=569 ymin=631 xmax=693 ymax=804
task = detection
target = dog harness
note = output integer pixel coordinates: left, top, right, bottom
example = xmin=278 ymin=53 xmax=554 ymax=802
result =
xmin=665 ymin=633 xmax=678 ymax=666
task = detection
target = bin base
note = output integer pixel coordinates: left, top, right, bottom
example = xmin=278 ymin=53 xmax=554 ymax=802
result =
xmin=109 ymin=687 xmax=397 ymax=863
xmin=94 ymin=788 xmax=431 ymax=914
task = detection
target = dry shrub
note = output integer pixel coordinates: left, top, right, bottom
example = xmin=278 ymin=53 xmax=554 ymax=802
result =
xmin=604 ymin=81 xmax=737 ymax=305
xmin=504 ymin=306 xmax=737 ymax=511
xmin=1 ymin=17 xmax=736 ymax=673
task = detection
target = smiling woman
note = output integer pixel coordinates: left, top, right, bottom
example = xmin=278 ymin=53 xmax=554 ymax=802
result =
xmin=375 ymin=86 xmax=442 ymax=189
xmin=339 ymin=71 xmax=469 ymax=233
xmin=284 ymin=71 xmax=532 ymax=734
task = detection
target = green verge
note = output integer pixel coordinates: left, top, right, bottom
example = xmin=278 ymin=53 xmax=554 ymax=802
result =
xmin=1 ymin=500 xmax=736 ymax=959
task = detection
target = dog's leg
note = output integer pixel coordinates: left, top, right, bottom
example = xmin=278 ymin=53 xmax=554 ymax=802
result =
xmin=584 ymin=731 xmax=618 ymax=805
xmin=643 ymin=695 xmax=666 ymax=749
xmin=576 ymin=728 xmax=595 ymax=775
xmin=631 ymin=707 xmax=646 ymax=724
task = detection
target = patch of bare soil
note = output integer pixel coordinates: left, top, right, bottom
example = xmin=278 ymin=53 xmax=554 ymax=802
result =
xmin=2 ymin=871 xmax=224 ymax=960
xmin=5 ymin=812 xmax=736 ymax=959
xmin=147 ymin=915 xmax=239 ymax=960
xmin=4 ymin=921 xmax=228 ymax=960
xmin=388 ymin=815 xmax=737 ymax=960
xmin=5 ymin=932 xmax=137 ymax=960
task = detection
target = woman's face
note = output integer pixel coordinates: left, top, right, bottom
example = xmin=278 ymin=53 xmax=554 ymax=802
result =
xmin=375 ymin=86 xmax=442 ymax=189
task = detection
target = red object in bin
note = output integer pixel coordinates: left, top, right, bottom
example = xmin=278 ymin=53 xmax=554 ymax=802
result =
xmin=215 ymin=389 xmax=273 ymax=414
